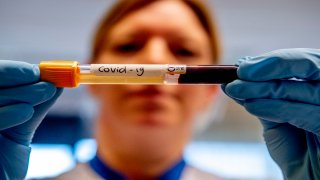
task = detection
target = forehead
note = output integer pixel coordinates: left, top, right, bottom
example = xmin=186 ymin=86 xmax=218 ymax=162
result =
xmin=108 ymin=0 xmax=208 ymax=41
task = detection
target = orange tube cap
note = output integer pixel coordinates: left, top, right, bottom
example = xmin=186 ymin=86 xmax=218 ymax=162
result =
xmin=39 ymin=60 xmax=80 ymax=88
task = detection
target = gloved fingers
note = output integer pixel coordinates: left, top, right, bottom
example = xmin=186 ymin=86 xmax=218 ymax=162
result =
xmin=2 ymin=88 xmax=63 ymax=146
xmin=243 ymin=99 xmax=320 ymax=136
xmin=224 ymin=79 xmax=320 ymax=105
xmin=0 ymin=60 xmax=39 ymax=87
xmin=0 ymin=82 xmax=56 ymax=107
xmin=259 ymin=119 xmax=281 ymax=130
xmin=221 ymin=84 xmax=245 ymax=105
xmin=0 ymin=103 xmax=34 ymax=131
xmin=237 ymin=48 xmax=320 ymax=81
xmin=261 ymin=122 xmax=308 ymax=170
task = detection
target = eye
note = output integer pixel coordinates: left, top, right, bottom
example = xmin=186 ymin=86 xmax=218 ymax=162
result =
xmin=172 ymin=47 xmax=197 ymax=58
xmin=175 ymin=48 xmax=195 ymax=57
xmin=113 ymin=43 xmax=142 ymax=54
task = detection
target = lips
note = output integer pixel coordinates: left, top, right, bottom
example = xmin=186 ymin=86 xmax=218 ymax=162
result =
xmin=116 ymin=85 xmax=182 ymax=127
xmin=123 ymin=86 xmax=177 ymax=111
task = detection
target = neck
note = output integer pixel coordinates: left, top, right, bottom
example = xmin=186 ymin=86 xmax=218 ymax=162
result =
xmin=97 ymin=148 xmax=183 ymax=180
xmin=94 ymin=116 xmax=191 ymax=179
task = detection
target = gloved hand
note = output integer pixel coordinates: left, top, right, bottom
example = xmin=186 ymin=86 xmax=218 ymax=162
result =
xmin=222 ymin=48 xmax=320 ymax=179
xmin=0 ymin=60 xmax=63 ymax=180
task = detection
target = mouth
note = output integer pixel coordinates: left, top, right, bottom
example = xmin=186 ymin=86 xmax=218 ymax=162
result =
xmin=123 ymin=86 xmax=177 ymax=117
xmin=117 ymin=86 xmax=182 ymax=127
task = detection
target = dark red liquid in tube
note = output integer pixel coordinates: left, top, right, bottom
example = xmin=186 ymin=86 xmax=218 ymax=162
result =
xmin=178 ymin=65 xmax=238 ymax=84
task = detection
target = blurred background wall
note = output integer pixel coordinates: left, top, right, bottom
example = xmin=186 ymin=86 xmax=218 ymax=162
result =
xmin=1 ymin=0 xmax=319 ymax=179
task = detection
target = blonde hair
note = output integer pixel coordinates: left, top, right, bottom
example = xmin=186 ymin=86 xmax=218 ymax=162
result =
xmin=91 ymin=0 xmax=221 ymax=64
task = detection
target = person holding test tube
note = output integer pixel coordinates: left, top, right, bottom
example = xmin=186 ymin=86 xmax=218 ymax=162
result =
xmin=0 ymin=0 xmax=319 ymax=179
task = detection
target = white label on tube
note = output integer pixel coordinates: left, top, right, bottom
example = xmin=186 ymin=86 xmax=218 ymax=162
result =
xmin=166 ymin=64 xmax=186 ymax=74
xmin=91 ymin=64 xmax=186 ymax=77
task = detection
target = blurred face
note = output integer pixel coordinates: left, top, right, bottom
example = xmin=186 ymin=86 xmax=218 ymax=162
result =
xmin=91 ymin=0 xmax=217 ymax=132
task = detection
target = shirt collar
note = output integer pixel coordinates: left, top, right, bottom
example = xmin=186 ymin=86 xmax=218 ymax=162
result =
xmin=89 ymin=154 xmax=186 ymax=180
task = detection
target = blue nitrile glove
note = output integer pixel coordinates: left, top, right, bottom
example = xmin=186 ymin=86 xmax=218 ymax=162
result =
xmin=0 ymin=60 xmax=63 ymax=180
xmin=222 ymin=48 xmax=320 ymax=180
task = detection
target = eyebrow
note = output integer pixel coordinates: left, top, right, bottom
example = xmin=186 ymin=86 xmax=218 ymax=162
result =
xmin=109 ymin=24 xmax=205 ymax=47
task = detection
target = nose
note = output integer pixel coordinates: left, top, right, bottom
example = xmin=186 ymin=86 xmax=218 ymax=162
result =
xmin=139 ymin=37 xmax=174 ymax=64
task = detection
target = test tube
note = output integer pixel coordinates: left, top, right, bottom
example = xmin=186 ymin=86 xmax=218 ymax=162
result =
xmin=39 ymin=60 xmax=238 ymax=88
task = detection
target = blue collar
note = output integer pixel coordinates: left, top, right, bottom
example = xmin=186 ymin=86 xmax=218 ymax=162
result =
xmin=89 ymin=155 xmax=186 ymax=180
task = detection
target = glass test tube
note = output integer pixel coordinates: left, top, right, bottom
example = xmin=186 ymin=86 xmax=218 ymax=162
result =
xmin=39 ymin=60 xmax=238 ymax=88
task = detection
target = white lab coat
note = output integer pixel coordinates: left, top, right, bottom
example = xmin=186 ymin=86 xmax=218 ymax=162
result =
xmin=51 ymin=163 xmax=225 ymax=180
